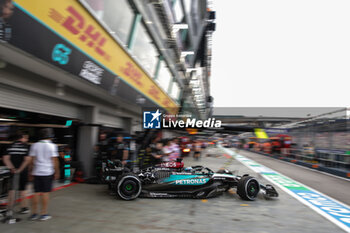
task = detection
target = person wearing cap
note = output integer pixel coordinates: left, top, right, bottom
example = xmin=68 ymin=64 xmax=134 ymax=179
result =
xmin=28 ymin=128 xmax=60 ymax=221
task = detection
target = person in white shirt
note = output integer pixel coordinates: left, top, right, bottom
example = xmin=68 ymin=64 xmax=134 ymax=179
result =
xmin=28 ymin=128 xmax=60 ymax=221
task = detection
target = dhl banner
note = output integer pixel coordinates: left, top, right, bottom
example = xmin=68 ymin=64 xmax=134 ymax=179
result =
xmin=8 ymin=0 xmax=178 ymax=112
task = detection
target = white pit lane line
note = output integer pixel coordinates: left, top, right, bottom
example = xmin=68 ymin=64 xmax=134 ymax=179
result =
xmin=219 ymin=146 xmax=350 ymax=233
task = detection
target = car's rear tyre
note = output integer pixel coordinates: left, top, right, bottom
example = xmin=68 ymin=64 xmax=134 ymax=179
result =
xmin=237 ymin=176 xmax=260 ymax=201
xmin=116 ymin=174 xmax=141 ymax=200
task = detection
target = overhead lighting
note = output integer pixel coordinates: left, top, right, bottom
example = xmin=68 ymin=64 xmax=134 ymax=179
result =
xmin=181 ymin=51 xmax=194 ymax=58
xmin=56 ymin=83 xmax=65 ymax=96
xmin=0 ymin=118 xmax=18 ymax=122
xmin=172 ymin=23 xmax=188 ymax=33
xmin=186 ymin=67 xmax=202 ymax=73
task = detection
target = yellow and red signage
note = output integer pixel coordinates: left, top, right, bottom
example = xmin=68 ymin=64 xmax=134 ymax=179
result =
xmin=13 ymin=0 xmax=178 ymax=113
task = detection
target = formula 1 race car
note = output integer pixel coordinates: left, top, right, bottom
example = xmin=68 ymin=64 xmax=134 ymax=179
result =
xmin=103 ymin=159 xmax=278 ymax=201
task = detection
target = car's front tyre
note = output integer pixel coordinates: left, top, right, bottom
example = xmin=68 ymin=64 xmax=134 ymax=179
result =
xmin=237 ymin=176 xmax=260 ymax=201
xmin=116 ymin=174 xmax=142 ymax=200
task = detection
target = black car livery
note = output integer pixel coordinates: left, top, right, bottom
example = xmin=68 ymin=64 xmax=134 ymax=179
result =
xmin=102 ymin=159 xmax=279 ymax=201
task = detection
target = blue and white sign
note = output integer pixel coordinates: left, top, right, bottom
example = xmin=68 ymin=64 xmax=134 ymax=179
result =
xmin=295 ymin=190 xmax=350 ymax=227
xmin=143 ymin=109 xmax=162 ymax=129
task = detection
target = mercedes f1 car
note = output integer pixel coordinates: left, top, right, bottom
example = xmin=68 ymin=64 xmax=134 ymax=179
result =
xmin=103 ymin=159 xmax=278 ymax=201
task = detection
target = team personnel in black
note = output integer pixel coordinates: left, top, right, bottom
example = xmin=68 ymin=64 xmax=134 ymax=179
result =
xmin=95 ymin=133 xmax=110 ymax=159
xmin=150 ymin=141 xmax=163 ymax=166
xmin=3 ymin=131 xmax=31 ymax=219
xmin=111 ymin=134 xmax=129 ymax=164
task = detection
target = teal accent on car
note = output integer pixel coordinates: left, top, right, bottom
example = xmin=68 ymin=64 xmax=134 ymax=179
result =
xmin=162 ymin=175 xmax=200 ymax=183
xmin=161 ymin=175 xmax=210 ymax=185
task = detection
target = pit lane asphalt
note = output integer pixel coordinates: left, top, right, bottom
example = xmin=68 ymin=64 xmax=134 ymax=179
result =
xmin=0 ymin=148 xmax=344 ymax=233
xmin=236 ymin=149 xmax=350 ymax=206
